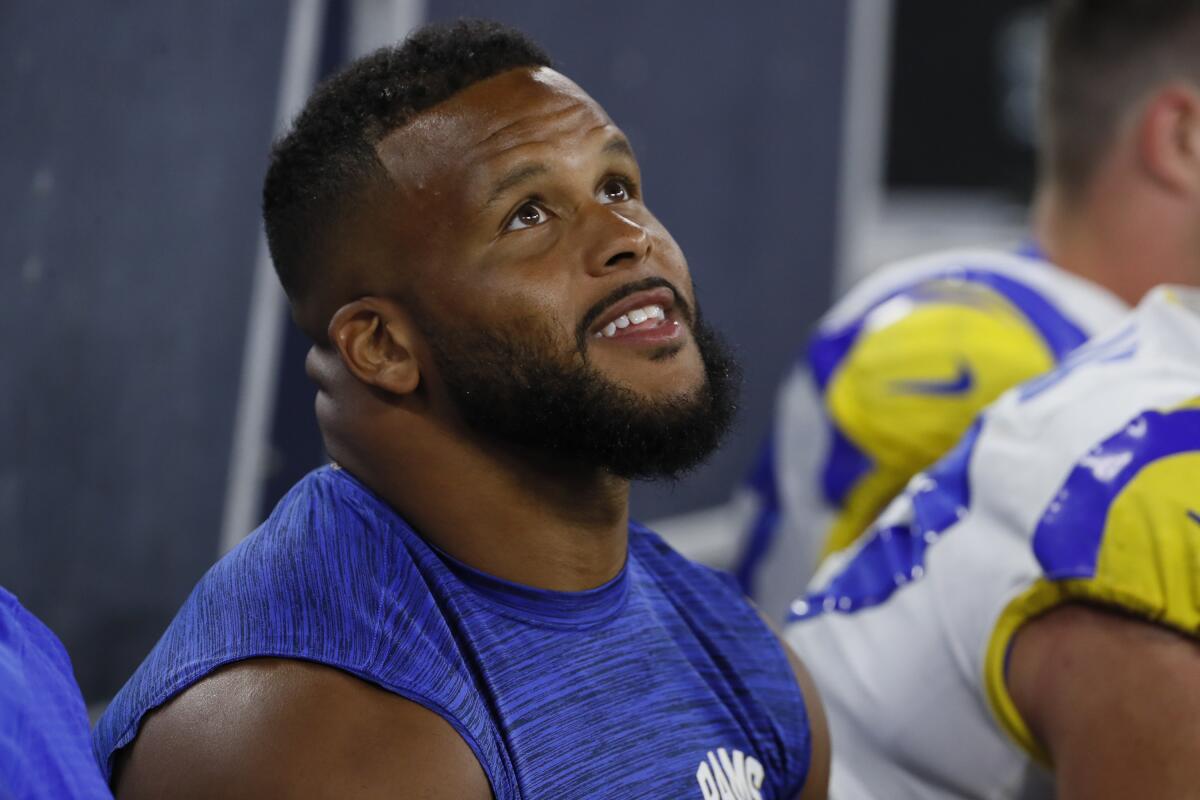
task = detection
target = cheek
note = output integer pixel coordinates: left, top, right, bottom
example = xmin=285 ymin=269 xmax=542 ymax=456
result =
xmin=475 ymin=263 xmax=578 ymax=328
xmin=496 ymin=282 xmax=572 ymax=326
xmin=435 ymin=260 xmax=566 ymax=325
xmin=648 ymin=224 xmax=688 ymax=271
xmin=653 ymin=231 xmax=696 ymax=297
xmin=473 ymin=284 xmax=580 ymax=351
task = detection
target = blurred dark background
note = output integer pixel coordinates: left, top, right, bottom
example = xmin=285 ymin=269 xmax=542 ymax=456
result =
xmin=887 ymin=0 xmax=1042 ymax=197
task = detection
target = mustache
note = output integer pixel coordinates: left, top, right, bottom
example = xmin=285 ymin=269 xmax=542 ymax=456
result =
xmin=575 ymin=276 xmax=694 ymax=353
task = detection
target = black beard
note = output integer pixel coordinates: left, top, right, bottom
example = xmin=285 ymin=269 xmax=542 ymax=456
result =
xmin=414 ymin=288 xmax=741 ymax=481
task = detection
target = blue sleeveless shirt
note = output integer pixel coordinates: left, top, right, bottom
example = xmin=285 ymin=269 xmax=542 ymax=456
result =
xmin=94 ymin=466 xmax=812 ymax=798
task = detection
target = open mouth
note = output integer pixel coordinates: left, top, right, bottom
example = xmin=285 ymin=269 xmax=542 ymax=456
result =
xmin=595 ymin=302 xmax=667 ymax=338
xmin=588 ymin=287 xmax=680 ymax=342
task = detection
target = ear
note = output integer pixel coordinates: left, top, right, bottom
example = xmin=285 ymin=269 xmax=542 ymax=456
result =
xmin=1136 ymin=82 xmax=1200 ymax=195
xmin=326 ymin=297 xmax=421 ymax=396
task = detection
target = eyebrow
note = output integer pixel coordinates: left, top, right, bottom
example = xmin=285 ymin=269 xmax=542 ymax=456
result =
xmin=600 ymin=136 xmax=636 ymax=160
xmin=485 ymin=163 xmax=548 ymax=208
xmin=482 ymin=135 xmax=637 ymax=209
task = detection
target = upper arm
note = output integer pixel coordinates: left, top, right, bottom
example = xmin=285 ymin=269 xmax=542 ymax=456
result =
xmin=815 ymin=282 xmax=1056 ymax=553
xmin=783 ymin=642 xmax=830 ymax=800
xmin=757 ymin=611 xmax=829 ymax=800
xmin=112 ymin=658 xmax=492 ymax=800
xmin=1007 ymin=604 xmax=1200 ymax=800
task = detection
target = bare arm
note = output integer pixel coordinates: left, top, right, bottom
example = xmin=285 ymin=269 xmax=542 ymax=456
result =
xmin=758 ymin=611 xmax=830 ymax=800
xmin=1008 ymin=603 xmax=1200 ymax=800
xmin=112 ymin=658 xmax=493 ymax=800
xmin=785 ymin=641 xmax=831 ymax=800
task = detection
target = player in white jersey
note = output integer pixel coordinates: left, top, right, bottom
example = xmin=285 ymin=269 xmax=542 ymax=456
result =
xmin=735 ymin=246 xmax=1127 ymax=620
xmin=787 ymin=286 xmax=1200 ymax=798
xmin=735 ymin=0 xmax=1200 ymax=622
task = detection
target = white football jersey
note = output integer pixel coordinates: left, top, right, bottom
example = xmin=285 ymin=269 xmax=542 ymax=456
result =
xmin=736 ymin=246 xmax=1128 ymax=622
xmin=786 ymin=286 xmax=1200 ymax=799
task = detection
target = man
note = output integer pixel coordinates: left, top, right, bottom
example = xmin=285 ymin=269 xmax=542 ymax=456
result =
xmin=0 ymin=587 xmax=111 ymax=798
xmin=93 ymin=20 xmax=828 ymax=799
xmin=737 ymin=0 xmax=1200 ymax=620
xmin=789 ymin=286 xmax=1200 ymax=798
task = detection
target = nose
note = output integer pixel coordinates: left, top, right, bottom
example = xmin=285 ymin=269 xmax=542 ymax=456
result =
xmin=583 ymin=207 xmax=652 ymax=276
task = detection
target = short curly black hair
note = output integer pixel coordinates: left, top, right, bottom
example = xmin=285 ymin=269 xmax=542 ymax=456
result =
xmin=1043 ymin=0 xmax=1200 ymax=200
xmin=262 ymin=18 xmax=551 ymax=335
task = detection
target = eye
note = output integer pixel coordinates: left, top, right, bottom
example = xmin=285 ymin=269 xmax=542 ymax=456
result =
xmin=598 ymin=178 xmax=631 ymax=204
xmin=504 ymin=201 xmax=549 ymax=232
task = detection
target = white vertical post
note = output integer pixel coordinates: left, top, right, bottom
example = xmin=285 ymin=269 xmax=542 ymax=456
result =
xmin=218 ymin=0 xmax=427 ymax=555
xmin=347 ymin=0 xmax=425 ymax=57
xmin=218 ymin=0 xmax=327 ymax=555
xmin=834 ymin=0 xmax=894 ymax=293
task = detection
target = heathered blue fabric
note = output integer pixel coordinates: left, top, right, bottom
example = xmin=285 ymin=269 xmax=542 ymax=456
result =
xmin=94 ymin=466 xmax=811 ymax=798
xmin=0 ymin=587 xmax=112 ymax=799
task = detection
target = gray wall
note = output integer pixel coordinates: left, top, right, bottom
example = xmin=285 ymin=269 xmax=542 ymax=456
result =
xmin=0 ymin=1 xmax=288 ymax=700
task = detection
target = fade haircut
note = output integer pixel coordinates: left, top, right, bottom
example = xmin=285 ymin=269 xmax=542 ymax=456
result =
xmin=1042 ymin=0 xmax=1200 ymax=201
xmin=262 ymin=19 xmax=551 ymax=338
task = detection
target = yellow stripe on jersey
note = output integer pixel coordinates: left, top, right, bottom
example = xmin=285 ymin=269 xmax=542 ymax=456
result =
xmin=822 ymin=282 xmax=1056 ymax=556
xmin=984 ymin=447 xmax=1200 ymax=765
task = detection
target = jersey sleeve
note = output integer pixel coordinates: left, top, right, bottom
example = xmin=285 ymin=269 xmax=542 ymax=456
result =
xmin=812 ymin=278 xmax=1057 ymax=555
xmin=982 ymin=398 xmax=1200 ymax=763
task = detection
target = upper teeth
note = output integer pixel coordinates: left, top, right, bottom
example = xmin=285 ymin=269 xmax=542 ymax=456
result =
xmin=598 ymin=304 xmax=666 ymax=338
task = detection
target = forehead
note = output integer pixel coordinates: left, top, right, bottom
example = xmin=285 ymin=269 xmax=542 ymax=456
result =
xmin=374 ymin=66 xmax=621 ymax=193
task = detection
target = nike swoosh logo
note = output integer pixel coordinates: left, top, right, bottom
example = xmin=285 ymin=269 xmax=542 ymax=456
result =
xmin=891 ymin=362 xmax=975 ymax=396
xmin=1189 ymin=510 xmax=1200 ymax=528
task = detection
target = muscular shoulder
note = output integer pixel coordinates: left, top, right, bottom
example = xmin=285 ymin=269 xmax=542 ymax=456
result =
xmin=112 ymin=658 xmax=492 ymax=800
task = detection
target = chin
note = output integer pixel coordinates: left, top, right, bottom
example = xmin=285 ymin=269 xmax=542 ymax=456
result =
xmin=595 ymin=335 xmax=697 ymax=369
xmin=613 ymin=363 xmax=707 ymax=403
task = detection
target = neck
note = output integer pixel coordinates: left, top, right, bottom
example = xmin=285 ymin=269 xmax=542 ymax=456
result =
xmin=331 ymin=419 xmax=631 ymax=592
xmin=1032 ymin=175 xmax=1199 ymax=306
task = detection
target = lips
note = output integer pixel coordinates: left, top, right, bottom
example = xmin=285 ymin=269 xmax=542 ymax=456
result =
xmin=588 ymin=287 xmax=677 ymax=338
xmin=595 ymin=302 xmax=667 ymax=338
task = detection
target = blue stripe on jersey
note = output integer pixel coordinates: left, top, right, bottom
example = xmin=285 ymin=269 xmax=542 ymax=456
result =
xmin=965 ymin=270 xmax=1089 ymax=358
xmin=1033 ymin=407 xmax=1200 ymax=578
xmin=809 ymin=323 xmax=860 ymax=393
xmin=94 ymin=467 xmax=812 ymax=799
xmin=820 ymin=428 xmax=874 ymax=510
xmin=1019 ymin=323 xmax=1138 ymax=403
xmin=1013 ymin=240 xmax=1047 ymax=261
xmin=790 ymin=420 xmax=982 ymax=622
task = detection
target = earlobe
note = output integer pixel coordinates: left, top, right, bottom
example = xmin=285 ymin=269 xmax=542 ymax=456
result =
xmin=327 ymin=299 xmax=421 ymax=396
